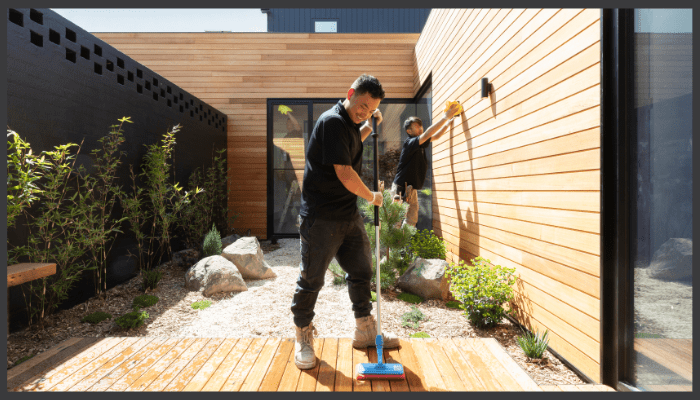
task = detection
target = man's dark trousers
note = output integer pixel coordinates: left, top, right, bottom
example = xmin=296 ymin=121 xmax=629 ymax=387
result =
xmin=291 ymin=211 xmax=373 ymax=328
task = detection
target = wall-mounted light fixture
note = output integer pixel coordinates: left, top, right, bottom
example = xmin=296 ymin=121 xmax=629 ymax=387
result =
xmin=481 ymin=77 xmax=491 ymax=98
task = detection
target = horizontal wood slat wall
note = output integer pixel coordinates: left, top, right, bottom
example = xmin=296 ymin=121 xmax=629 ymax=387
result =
xmin=414 ymin=9 xmax=602 ymax=382
xmin=96 ymin=33 xmax=420 ymax=238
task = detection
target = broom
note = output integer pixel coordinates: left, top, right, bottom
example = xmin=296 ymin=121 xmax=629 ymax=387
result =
xmin=356 ymin=115 xmax=406 ymax=380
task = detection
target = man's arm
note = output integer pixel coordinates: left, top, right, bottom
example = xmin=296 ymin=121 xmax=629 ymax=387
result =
xmin=418 ymin=102 xmax=461 ymax=145
xmin=334 ymin=164 xmax=383 ymax=206
xmin=431 ymin=118 xmax=453 ymax=142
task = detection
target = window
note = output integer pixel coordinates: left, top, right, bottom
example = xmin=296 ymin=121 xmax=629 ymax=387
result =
xmin=314 ymin=20 xmax=337 ymax=33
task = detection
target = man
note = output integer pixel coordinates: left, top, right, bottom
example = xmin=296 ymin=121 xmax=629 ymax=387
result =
xmin=391 ymin=102 xmax=462 ymax=227
xmin=292 ymin=74 xmax=400 ymax=370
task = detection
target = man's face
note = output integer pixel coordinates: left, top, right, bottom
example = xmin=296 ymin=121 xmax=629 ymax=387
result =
xmin=406 ymin=121 xmax=423 ymax=137
xmin=346 ymin=90 xmax=381 ymax=124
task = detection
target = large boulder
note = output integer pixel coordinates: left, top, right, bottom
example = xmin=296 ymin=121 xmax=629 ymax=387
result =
xmin=222 ymin=236 xmax=277 ymax=280
xmin=398 ymin=257 xmax=453 ymax=301
xmin=185 ymin=255 xmax=247 ymax=297
xmin=221 ymin=234 xmax=240 ymax=248
xmin=648 ymin=238 xmax=692 ymax=282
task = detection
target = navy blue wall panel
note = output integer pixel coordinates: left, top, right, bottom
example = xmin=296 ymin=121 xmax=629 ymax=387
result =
xmin=6 ymin=8 xmax=227 ymax=330
xmin=267 ymin=8 xmax=431 ymax=33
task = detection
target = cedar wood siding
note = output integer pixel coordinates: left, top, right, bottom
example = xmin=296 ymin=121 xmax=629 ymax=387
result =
xmin=95 ymin=33 xmax=420 ymax=238
xmin=414 ymin=9 xmax=602 ymax=382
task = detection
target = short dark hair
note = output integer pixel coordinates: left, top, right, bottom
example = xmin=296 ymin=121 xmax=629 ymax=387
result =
xmin=403 ymin=116 xmax=422 ymax=132
xmin=352 ymin=74 xmax=386 ymax=100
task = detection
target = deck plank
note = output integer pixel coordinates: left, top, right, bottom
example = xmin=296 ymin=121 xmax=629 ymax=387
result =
xmin=425 ymin=339 xmax=466 ymax=391
xmin=384 ymin=345 xmax=410 ymax=392
xmin=315 ymin=337 xmax=338 ymax=391
xmin=141 ymin=338 xmax=210 ymax=391
xmin=452 ymin=338 xmax=504 ymax=391
xmin=352 ymin=345 xmax=372 ymax=391
xmin=49 ymin=337 xmax=142 ymax=391
xmin=396 ymin=339 xmax=427 ymax=392
xmin=240 ymin=338 xmax=282 ymax=391
xmin=441 ymin=338 xmax=485 ymax=391
xmin=67 ymin=337 xmax=158 ymax=391
xmin=333 ymin=338 xmax=354 ymax=392
xmin=182 ymin=338 xmax=238 ymax=391
xmin=480 ymin=337 xmax=541 ymax=391
xmin=276 ymin=338 xmax=303 ymax=391
xmin=558 ymin=384 xmax=581 ymax=391
xmin=258 ymin=338 xmax=294 ymax=392
xmin=296 ymin=338 xmax=324 ymax=391
xmin=634 ymin=338 xmax=693 ymax=381
xmin=126 ymin=338 xmax=196 ymax=391
xmin=540 ymin=385 xmax=563 ymax=391
xmin=220 ymin=338 xmax=267 ymax=391
xmin=163 ymin=337 xmax=225 ymax=391
xmin=411 ymin=339 xmax=447 ymax=391
xmin=7 ymin=337 xmax=97 ymax=391
xmin=201 ymin=338 xmax=252 ymax=391
xmin=107 ymin=337 xmax=182 ymax=391
xmin=470 ymin=338 xmax=525 ymax=391
xmin=88 ymin=337 xmax=169 ymax=391
xmin=16 ymin=337 xmax=126 ymax=392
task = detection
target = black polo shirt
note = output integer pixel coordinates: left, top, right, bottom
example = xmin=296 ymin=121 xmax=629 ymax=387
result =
xmin=393 ymin=135 xmax=431 ymax=192
xmin=300 ymin=101 xmax=364 ymax=220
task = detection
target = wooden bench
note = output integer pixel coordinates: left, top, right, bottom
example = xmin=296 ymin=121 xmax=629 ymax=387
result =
xmin=7 ymin=263 xmax=57 ymax=335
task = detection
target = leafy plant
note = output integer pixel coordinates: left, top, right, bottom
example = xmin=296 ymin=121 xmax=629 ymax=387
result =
xmin=371 ymin=291 xmax=377 ymax=302
xmin=517 ymin=328 xmax=549 ymax=359
xmin=401 ymin=306 xmax=426 ymax=329
xmin=142 ymin=269 xmax=163 ymax=291
xmin=447 ymin=256 xmax=517 ymax=328
xmin=115 ymin=307 xmax=149 ymax=330
xmin=81 ymin=311 xmax=113 ymax=324
xmin=133 ymin=294 xmax=159 ymax=308
xmin=420 ymin=188 xmax=432 ymax=196
xmin=410 ymin=332 xmax=430 ymax=339
xmin=191 ymin=300 xmax=212 ymax=310
xmin=75 ymin=118 xmax=129 ymax=298
xmin=202 ymin=223 xmax=223 ymax=257
xmin=411 ymin=229 xmax=446 ymax=260
xmin=446 ymin=301 xmax=461 ymax=309
xmin=397 ymin=292 xmax=423 ymax=304
xmin=328 ymin=260 xmax=346 ymax=285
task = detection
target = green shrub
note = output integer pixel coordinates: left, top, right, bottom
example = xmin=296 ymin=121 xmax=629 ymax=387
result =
xmin=142 ymin=269 xmax=163 ymax=291
xmin=401 ymin=306 xmax=426 ymax=329
xmin=517 ymin=328 xmax=549 ymax=359
xmin=446 ymin=301 xmax=461 ymax=309
xmin=447 ymin=256 xmax=517 ymax=328
xmin=203 ymin=223 xmax=223 ymax=257
xmin=411 ymin=229 xmax=446 ymax=260
xmin=397 ymin=292 xmax=423 ymax=304
xmin=81 ymin=311 xmax=113 ymax=324
xmin=410 ymin=332 xmax=430 ymax=339
xmin=371 ymin=291 xmax=377 ymax=302
xmin=328 ymin=261 xmax=346 ymax=285
xmin=115 ymin=307 xmax=149 ymax=330
xmin=191 ymin=300 xmax=212 ymax=310
xmin=133 ymin=294 xmax=159 ymax=308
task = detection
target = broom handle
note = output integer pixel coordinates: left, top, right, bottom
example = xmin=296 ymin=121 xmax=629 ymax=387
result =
xmin=372 ymin=116 xmax=381 ymax=338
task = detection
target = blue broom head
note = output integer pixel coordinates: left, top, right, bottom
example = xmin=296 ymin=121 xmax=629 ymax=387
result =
xmin=357 ymin=362 xmax=405 ymax=380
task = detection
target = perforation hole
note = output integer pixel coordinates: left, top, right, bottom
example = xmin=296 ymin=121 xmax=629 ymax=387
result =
xmin=80 ymin=46 xmax=90 ymax=60
xmin=106 ymin=60 xmax=114 ymax=71
xmin=153 ymin=92 xmax=158 ymax=101
xmin=30 ymin=30 xmax=42 ymax=47
xmin=66 ymin=48 xmax=76 ymax=63
xmin=94 ymin=62 xmax=102 ymax=75
xmin=144 ymin=81 xmax=151 ymax=90
xmin=136 ymin=68 xmax=143 ymax=78
xmin=127 ymin=71 xmax=133 ymax=81
xmin=180 ymin=105 xmax=184 ymax=113
xmin=117 ymin=74 xmax=124 ymax=85
xmin=9 ymin=9 xmax=23 ymax=27
xmin=66 ymin=28 xmax=76 ymax=42
xmin=117 ymin=57 xmax=124 ymax=69
xmin=94 ymin=44 xmax=102 ymax=56
xmin=167 ymin=100 xmax=172 ymax=107
xmin=153 ymin=77 xmax=158 ymax=86
xmin=49 ymin=29 xmax=60 ymax=44
xmin=29 ymin=9 xmax=43 ymax=24
xmin=137 ymin=84 xmax=143 ymax=94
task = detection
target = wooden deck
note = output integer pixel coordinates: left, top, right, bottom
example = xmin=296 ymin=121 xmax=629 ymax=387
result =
xmin=8 ymin=337 xmax=615 ymax=392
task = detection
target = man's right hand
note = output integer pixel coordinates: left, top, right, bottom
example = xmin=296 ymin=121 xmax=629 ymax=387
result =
xmin=370 ymin=191 xmax=383 ymax=206
xmin=444 ymin=102 xmax=462 ymax=119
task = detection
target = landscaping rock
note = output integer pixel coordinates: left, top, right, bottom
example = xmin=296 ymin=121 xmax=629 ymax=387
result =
xmin=398 ymin=257 xmax=453 ymax=301
xmin=172 ymin=248 xmax=200 ymax=268
xmin=222 ymin=236 xmax=277 ymax=280
xmin=221 ymin=234 xmax=240 ymax=248
xmin=185 ymin=255 xmax=247 ymax=297
xmin=648 ymin=238 xmax=692 ymax=282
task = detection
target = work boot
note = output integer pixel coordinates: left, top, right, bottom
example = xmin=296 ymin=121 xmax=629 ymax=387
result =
xmin=353 ymin=315 xmax=400 ymax=349
xmin=294 ymin=322 xmax=317 ymax=370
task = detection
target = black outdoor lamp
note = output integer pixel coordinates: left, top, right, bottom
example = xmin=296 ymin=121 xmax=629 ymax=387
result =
xmin=481 ymin=77 xmax=491 ymax=98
